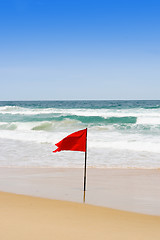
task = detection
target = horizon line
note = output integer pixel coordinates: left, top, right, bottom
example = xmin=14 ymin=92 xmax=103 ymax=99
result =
xmin=0 ymin=99 xmax=160 ymax=102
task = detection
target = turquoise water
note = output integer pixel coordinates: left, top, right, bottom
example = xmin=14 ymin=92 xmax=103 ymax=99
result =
xmin=0 ymin=100 xmax=160 ymax=168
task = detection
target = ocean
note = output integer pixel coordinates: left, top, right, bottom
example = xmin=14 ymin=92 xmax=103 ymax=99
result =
xmin=0 ymin=100 xmax=160 ymax=168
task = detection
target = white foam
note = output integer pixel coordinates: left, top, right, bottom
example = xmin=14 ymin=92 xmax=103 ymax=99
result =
xmin=137 ymin=117 xmax=160 ymax=125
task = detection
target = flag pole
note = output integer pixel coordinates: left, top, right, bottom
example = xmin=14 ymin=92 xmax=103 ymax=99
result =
xmin=83 ymin=128 xmax=87 ymax=203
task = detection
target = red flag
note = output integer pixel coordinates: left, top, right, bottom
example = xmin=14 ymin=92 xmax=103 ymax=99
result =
xmin=53 ymin=129 xmax=87 ymax=153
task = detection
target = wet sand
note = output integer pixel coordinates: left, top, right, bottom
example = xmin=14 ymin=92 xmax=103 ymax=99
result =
xmin=0 ymin=167 xmax=160 ymax=215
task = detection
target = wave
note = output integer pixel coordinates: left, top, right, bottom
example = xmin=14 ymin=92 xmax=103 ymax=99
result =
xmin=0 ymin=112 xmax=137 ymax=125
xmin=1 ymin=103 xmax=160 ymax=114
xmin=66 ymin=115 xmax=137 ymax=124
xmin=1 ymin=101 xmax=160 ymax=115
xmin=1 ymin=103 xmax=160 ymax=132
xmin=1 ymin=105 xmax=160 ymax=120
xmin=0 ymin=123 xmax=17 ymax=130
xmin=31 ymin=119 xmax=79 ymax=131
xmin=144 ymin=105 xmax=160 ymax=109
xmin=1 ymin=101 xmax=160 ymax=168
xmin=30 ymin=116 xmax=137 ymax=132
xmin=2 ymin=120 xmax=160 ymax=137
xmin=0 ymin=106 xmax=57 ymax=115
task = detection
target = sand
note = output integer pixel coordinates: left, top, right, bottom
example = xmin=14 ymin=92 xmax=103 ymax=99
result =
xmin=1 ymin=191 xmax=160 ymax=240
xmin=0 ymin=167 xmax=160 ymax=215
xmin=1 ymin=167 xmax=160 ymax=239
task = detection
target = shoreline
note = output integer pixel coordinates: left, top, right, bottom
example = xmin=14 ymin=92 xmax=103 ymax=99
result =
xmin=0 ymin=167 xmax=160 ymax=215
xmin=1 ymin=191 xmax=160 ymax=240
xmin=1 ymin=165 xmax=160 ymax=169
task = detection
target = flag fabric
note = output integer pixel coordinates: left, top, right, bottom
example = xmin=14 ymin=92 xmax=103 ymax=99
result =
xmin=53 ymin=128 xmax=87 ymax=153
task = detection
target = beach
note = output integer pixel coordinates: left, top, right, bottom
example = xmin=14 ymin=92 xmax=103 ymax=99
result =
xmin=1 ymin=0 xmax=160 ymax=235
xmin=1 ymin=168 xmax=160 ymax=240
xmin=1 ymin=183 xmax=160 ymax=240
xmin=1 ymin=192 xmax=160 ymax=240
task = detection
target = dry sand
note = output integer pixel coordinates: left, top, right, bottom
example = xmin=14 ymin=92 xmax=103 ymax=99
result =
xmin=0 ymin=191 xmax=160 ymax=240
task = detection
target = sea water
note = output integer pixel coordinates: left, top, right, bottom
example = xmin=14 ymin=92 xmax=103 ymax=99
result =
xmin=0 ymin=100 xmax=160 ymax=168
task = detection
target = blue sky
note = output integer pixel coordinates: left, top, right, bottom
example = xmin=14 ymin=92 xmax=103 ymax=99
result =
xmin=0 ymin=0 xmax=160 ymax=100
